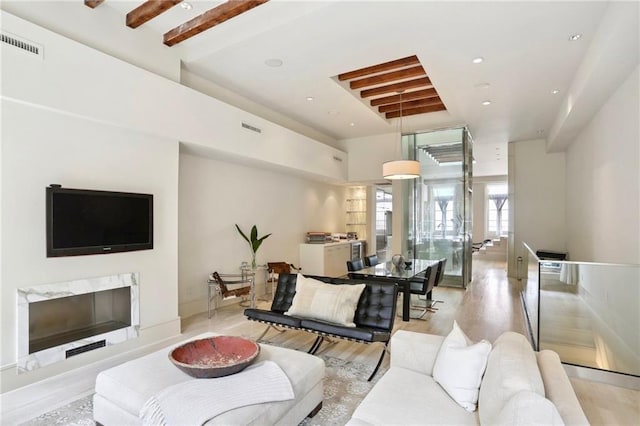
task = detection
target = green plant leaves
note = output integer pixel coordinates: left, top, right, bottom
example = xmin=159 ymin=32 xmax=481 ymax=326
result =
xmin=235 ymin=224 xmax=271 ymax=254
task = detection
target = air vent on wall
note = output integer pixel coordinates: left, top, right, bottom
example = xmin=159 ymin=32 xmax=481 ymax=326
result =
xmin=1 ymin=32 xmax=43 ymax=58
xmin=241 ymin=122 xmax=262 ymax=133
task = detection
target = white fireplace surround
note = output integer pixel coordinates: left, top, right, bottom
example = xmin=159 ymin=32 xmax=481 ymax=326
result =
xmin=16 ymin=273 xmax=140 ymax=373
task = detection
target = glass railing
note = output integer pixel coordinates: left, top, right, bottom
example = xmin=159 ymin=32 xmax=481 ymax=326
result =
xmin=521 ymin=243 xmax=639 ymax=377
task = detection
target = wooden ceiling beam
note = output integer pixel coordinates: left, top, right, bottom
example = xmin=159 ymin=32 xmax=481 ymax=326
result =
xmin=84 ymin=0 xmax=105 ymax=8
xmin=378 ymin=97 xmax=442 ymax=113
xmin=338 ymin=55 xmax=419 ymax=81
xmin=127 ymin=0 xmax=183 ymax=29
xmin=370 ymin=88 xmax=439 ymax=106
xmin=385 ymin=103 xmax=447 ymax=119
xmin=164 ymin=0 xmax=269 ymax=47
xmin=349 ymin=65 xmax=425 ymax=90
xmin=361 ymin=77 xmax=431 ymax=98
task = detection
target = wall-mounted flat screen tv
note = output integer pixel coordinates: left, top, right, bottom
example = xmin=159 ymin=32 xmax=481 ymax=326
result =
xmin=46 ymin=186 xmax=153 ymax=257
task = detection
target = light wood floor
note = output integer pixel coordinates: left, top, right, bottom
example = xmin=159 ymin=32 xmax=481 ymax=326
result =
xmin=182 ymin=256 xmax=639 ymax=425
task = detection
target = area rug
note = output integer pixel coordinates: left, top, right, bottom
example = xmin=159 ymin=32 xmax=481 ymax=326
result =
xmin=22 ymin=354 xmax=386 ymax=426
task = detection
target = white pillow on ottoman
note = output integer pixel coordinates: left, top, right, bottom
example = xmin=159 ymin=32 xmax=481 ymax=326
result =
xmin=432 ymin=321 xmax=492 ymax=412
xmin=285 ymin=274 xmax=365 ymax=327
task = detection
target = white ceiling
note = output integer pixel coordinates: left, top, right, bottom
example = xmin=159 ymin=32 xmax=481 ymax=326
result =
xmin=104 ymin=1 xmax=609 ymax=175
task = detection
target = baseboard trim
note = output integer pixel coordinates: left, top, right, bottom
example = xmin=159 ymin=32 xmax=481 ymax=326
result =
xmin=564 ymin=363 xmax=640 ymax=390
xmin=1 ymin=318 xmax=182 ymax=425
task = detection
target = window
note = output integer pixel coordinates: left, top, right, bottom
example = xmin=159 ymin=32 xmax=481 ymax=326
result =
xmin=487 ymin=184 xmax=508 ymax=236
xmin=433 ymin=186 xmax=455 ymax=237
xmin=375 ymin=189 xmax=392 ymax=247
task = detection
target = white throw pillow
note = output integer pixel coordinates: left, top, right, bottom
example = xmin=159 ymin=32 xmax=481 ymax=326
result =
xmin=478 ymin=332 xmax=546 ymax=425
xmin=285 ymin=274 xmax=365 ymax=327
xmin=493 ymin=390 xmax=565 ymax=425
xmin=432 ymin=321 xmax=492 ymax=412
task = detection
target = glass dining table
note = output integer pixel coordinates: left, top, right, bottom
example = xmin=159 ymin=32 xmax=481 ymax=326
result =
xmin=348 ymin=259 xmax=439 ymax=321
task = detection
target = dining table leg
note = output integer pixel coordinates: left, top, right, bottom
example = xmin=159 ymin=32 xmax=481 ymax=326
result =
xmin=402 ymin=281 xmax=410 ymax=322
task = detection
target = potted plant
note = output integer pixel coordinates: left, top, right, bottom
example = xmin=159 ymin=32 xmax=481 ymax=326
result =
xmin=235 ymin=224 xmax=271 ymax=268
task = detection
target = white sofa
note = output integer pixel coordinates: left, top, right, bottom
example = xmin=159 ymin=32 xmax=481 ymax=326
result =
xmin=93 ymin=332 xmax=324 ymax=425
xmin=348 ymin=330 xmax=589 ymax=425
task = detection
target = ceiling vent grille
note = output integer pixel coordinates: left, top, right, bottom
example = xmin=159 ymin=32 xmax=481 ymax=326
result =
xmin=241 ymin=122 xmax=262 ymax=133
xmin=1 ymin=32 xmax=43 ymax=58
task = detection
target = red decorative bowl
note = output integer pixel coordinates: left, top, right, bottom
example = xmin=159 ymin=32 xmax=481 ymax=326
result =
xmin=169 ymin=336 xmax=260 ymax=378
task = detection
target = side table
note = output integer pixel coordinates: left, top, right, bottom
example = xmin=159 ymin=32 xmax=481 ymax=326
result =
xmin=240 ymin=263 xmax=269 ymax=301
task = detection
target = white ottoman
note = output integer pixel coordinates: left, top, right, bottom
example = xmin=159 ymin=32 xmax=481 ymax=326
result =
xmin=93 ymin=333 xmax=324 ymax=425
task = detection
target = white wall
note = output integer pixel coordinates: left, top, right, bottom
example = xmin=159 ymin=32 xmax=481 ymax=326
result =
xmin=0 ymin=101 xmax=180 ymax=391
xmin=178 ymin=153 xmax=346 ymax=317
xmin=507 ymin=139 xmax=567 ymax=276
xmin=1 ymin=1 xmax=181 ymax=81
xmin=345 ymin=133 xmax=397 ymax=183
xmin=565 ymin=66 xmax=640 ymax=264
xmin=0 ymin=11 xmax=347 ymax=186
xmin=577 ymin=263 xmax=640 ymax=374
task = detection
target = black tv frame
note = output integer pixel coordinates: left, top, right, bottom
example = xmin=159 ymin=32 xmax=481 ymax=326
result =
xmin=46 ymin=185 xmax=153 ymax=257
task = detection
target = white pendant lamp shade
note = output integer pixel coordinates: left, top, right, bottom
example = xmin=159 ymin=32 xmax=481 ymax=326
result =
xmin=383 ymin=160 xmax=421 ymax=180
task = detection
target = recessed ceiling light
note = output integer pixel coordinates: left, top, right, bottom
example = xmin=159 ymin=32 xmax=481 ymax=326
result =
xmin=475 ymin=82 xmax=491 ymax=89
xmin=551 ymin=89 xmax=560 ymax=95
xmin=181 ymin=2 xmax=193 ymax=10
xmin=306 ymin=97 xmax=314 ymax=101
xmin=568 ymin=34 xmax=582 ymax=41
xmin=482 ymin=100 xmax=492 ymax=106
xmin=472 ymin=57 xmax=484 ymax=64
xmin=349 ymin=122 xmax=355 ymax=127
xmin=264 ymin=58 xmax=283 ymax=67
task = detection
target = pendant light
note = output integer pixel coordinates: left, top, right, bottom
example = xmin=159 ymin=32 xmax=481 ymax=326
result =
xmin=382 ymin=91 xmax=420 ymax=179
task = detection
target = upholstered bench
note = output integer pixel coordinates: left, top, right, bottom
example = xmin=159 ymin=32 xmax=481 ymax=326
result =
xmin=93 ymin=332 xmax=324 ymax=425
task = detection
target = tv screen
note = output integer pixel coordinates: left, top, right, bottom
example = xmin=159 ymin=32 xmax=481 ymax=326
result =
xmin=46 ymin=186 xmax=153 ymax=257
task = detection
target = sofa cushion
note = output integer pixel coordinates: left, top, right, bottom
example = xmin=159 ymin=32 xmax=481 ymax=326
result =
xmin=536 ymin=350 xmax=590 ymax=425
xmin=390 ymin=330 xmax=445 ymax=376
xmin=286 ymin=274 xmax=365 ymax=327
xmin=348 ymin=366 xmax=478 ymax=425
xmin=433 ymin=321 xmax=492 ymax=412
xmin=478 ymin=332 xmax=545 ymax=425
xmin=493 ymin=390 xmax=564 ymax=425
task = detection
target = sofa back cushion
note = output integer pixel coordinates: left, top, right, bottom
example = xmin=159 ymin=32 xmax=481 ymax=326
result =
xmin=478 ymin=332 xmax=545 ymax=424
xmin=493 ymin=390 xmax=564 ymax=425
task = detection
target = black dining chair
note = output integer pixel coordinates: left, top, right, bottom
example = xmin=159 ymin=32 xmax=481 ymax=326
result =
xmin=425 ymin=258 xmax=447 ymax=310
xmin=364 ymin=254 xmax=379 ymax=267
xmin=408 ymin=264 xmax=439 ymax=319
xmin=347 ymin=258 xmax=364 ymax=272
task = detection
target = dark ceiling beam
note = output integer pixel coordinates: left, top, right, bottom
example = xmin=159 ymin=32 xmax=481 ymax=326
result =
xmin=349 ymin=65 xmax=426 ymax=90
xmin=378 ymin=97 xmax=442 ymax=113
xmin=370 ymin=88 xmax=439 ymax=106
xmin=164 ymin=0 xmax=269 ymax=47
xmin=338 ymin=55 xmax=419 ymax=81
xmin=84 ymin=0 xmax=105 ymax=8
xmin=360 ymin=77 xmax=431 ymax=98
xmin=385 ymin=103 xmax=447 ymax=119
xmin=127 ymin=0 xmax=183 ymax=29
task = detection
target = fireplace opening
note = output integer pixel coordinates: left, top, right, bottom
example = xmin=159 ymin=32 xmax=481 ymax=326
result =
xmin=29 ymin=286 xmax=131 ymax=354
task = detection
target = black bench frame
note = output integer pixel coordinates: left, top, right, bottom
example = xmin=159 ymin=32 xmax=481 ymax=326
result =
xmin=244 ymin=273 xmax=398 ymax=381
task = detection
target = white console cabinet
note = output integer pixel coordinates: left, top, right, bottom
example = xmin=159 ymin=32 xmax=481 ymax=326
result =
xmin=299 ymin=242 xmax=351 ymax=277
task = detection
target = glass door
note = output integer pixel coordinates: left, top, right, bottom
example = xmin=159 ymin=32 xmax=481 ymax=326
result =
xmin=404 ymin=127 xmax=473 ymax=288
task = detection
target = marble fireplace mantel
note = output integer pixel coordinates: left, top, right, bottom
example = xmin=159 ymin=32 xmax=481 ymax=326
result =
xmin=17 ymin=273 xmax=140 ymax=373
